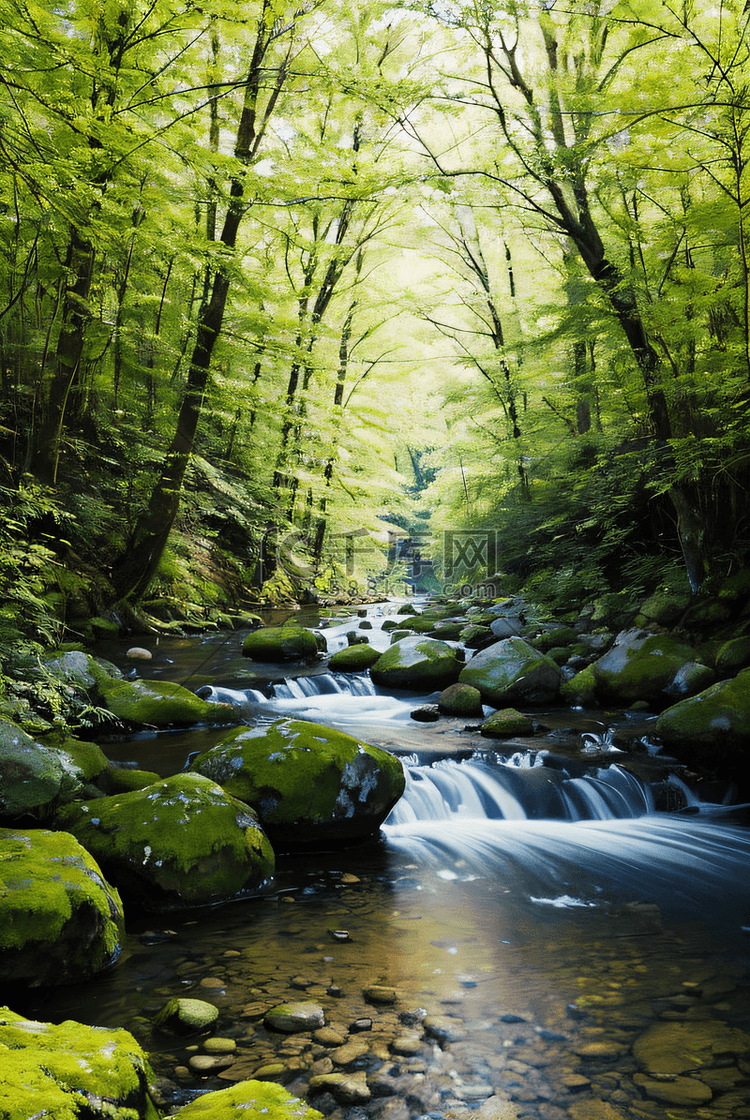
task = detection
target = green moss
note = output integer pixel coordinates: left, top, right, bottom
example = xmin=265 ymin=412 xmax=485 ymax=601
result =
xmin=480 ymin=708 xmax=535 ymax=738
xmin=96 ymin=676 xmax=238 ymax=727
xmin=371 ymin=636 xmax=461 ymax=690
xmin=191 ymin=719 xmax=405 ymax=848
xmin=242 ymin=626 xmax=320 ymax=662
xmin=328 ymin=644 xmax=380 ymax=671
xmin=0 ymin=1007 xmax=158 ymax=1120
xmin=56 ymin=773 xmax=275 ymax=909
xmin=175 ymin=1079 xmax=324 ymax=1120
xmin=0 ymin=830 xmax=124 ymax=984
xmin=105 ymin=766 xmax=162 ymax=793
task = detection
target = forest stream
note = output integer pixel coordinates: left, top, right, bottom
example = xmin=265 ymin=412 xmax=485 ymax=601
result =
xmin=20 ymin=601 xmax=750 ymax=1120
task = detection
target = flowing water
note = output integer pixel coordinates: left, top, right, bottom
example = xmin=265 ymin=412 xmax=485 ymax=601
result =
xmin=24 ymin=604 xmax=750 ymax=1119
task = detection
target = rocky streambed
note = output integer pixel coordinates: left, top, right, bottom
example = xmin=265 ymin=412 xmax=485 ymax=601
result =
xmin=3 ymin=589 xmax=750 ymax=1120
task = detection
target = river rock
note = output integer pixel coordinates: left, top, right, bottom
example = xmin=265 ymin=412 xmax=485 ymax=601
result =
xmin=588 ymin=629 xmax=699 ymax=707
xmin=126 ymin=646 xmax=153 ymax=661
xmin=663 ymin=660 xmax=715 ymax=700
xmin=458 ymin=638 xmax=561 ymax=706
xmin=190 ymin=718 xmax=405 ymax=850
xmin=0 ymin=829 xmax=125 ymax=987
xmin=0 ymin=719 xmax=108 ymax=821
xmin=715 ymin=635 xmax=750 ymax=674
xmin=153 ymin=997 xmax=220 ymax=1033
xmin=56 ymin=773 xmax=275 ymax=911
xmin=174 ymin=1078 xmax=325 ymax=1119
xmin=480 ymin=708 xmax=534 ymax=738
xmin=329 ymin=644 xmax=381 ymax=671
xmin=654 ymin=668 xmax=750 ymax=763
xmin=308 ymin=1070 xmax=371 ymax=1103
xmin=265 ymin=1002 xmax=326 ymax=1033
xmin=95 ymin=675 xmax=239 ymax=727
xmin=0 ymin=1008 xmax=156 ymax=1119
xmin=243 ymin=625 xmax=321 ymax=662
xmin=632 ymin=1018 xmax=750 ymax=1074
xmin=633 ymin=1073 xmax=712 ymax=1106
xmin=370 ymin=636 xmax=461 ymax=690
xmin=438 ymin=682 xmax=484 ymax=716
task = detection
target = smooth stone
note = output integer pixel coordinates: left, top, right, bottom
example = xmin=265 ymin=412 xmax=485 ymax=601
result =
xmin=573 ymin=1040 xmax=627 ymax=1058
xmin=314 ymin=1027 xmax=347 ymax=1047
xmin=330 ymin=1040 xmax=370 ymax=1066
xmin=476 ymin=1095 xmax=522 ymax=1120
xmin=423 ymin=1015 xmax=466 ymax=1043
xmin=308 ymin=1070 xmax=371 ymax=1103
xmin=126 ymin=647 xmax=152 ymax=660
xmin=390 ymin=1036 xmax=422 ymax=1055
xmin=633 ymin=1019 xmax=750 ymax=1074
xmin=153 ymin=998 xmax=219 ymax=1033
xmin=363 ymin=985 xmax=399 ymax=1004
xmin=188 ymin=1053 xmax=235 ymax=1073
xmin=633 ymin=1073 xmax=713 ymax=1106
xmin=203 ymin=1037 xmax=237 ymax=1053
xmin=265 ymin=1002 xmax=326 ymax=1033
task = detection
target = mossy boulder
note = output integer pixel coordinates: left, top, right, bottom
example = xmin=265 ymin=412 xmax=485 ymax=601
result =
xmin=559 ymin=664 xmax=598 ymax=707
xmin=0 ymin=830 xmax=125 ymax=987
xmin=715 ymin=636 xmax=750 ymax=675
xmin=480 ymin=708 xmax=535 ymax=738
xmin=370 ymin=636 xmax=461 ymax=691
xmin=459 ymin=623 xmax=493 ymax=648
xmin=242 ymin=626 xmax=321 ymax=662
xmin=0 ymin=721 xmax=108 ymax=821
xmin=56 ymin=773 xmax=275 ymax=912
xmin=654 ymin=669 xmax=750 ymax=766
xmin=459 ymin=638 xmax=562 ymax=706
xmin=175 ymin=1079 xmax=324 ymax=1120
xmin=190 ymin=719 xmax=405 ymax=850
xmin=328 ymin=644 xmax=381 ymax=672
xmin=95 ymin=676 xmax=239 ymax=727
xmin=437 ymin=682 xmax=484 ymax=716
xmin=0 ymin=1007 xmax=158 ymax=1119
xmin=153 ymin=997 xmax=220 ymax=1034
xmin=590 ymin=630 xmax=699 ymax=707
xmin=634 ymin=590 xmax=691 ymax=628
xmin=105 ymin=766 xmax=162 ymax=793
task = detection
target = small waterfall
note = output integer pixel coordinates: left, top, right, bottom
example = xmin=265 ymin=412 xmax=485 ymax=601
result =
xmin=272 ymin=673 xmax=377 ymax=699
xmin=385 ymin=754 xmax=653 ymax=826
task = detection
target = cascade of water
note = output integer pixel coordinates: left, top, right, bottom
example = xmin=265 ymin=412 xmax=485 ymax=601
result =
xmin=386 ymin=754 xmax=654 ymax=826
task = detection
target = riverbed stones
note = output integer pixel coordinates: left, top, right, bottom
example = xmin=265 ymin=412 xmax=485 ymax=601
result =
xmin=370 ymin=636 xmax=461 ymax=690
xmin=243 ymin=625 xmax=321 ymax=662
xmin=265 ymin=1002 xmax=326 ymax=1033
xmin=633 ymin=1072 xmax=713 ymax=1106
xmin=190 ymin=718 xmax=405 ymax=850
xmin=56 ymin=772 xmax=275 ymax=911
xmin=0 ymin=828 xmax=125 ymax=987
xmin=459 ymin=638 xmax=562 ymax=706
xmin=480 ymin=708 xmax=534 ymax=738
xmin=438 ymin=682 xmax=484 ymax=716
xmin=632 ymin=1018 xmax=750 ymax=1074
xmin=0 ymin=1008 xmax=157 ymax=1120
xmin=587 ymin=629 xmax=699 ymax=707
xmin=173 ymin=1078 xmax=325 ymax=1119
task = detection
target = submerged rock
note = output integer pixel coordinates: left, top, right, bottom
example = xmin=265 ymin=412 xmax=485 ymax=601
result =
xmin=0 ymin=829 xmax=125 ymax=987
xmin=0 ymin=1008 xmax=158 ymax=1120
xmin=95 ymin=675 xmax=238 ymax=727
xmin=370 ymin=636 xmax=461 ymax=690
xmin=191 ymin=719 xmax=405 ymax=850
xmin=438 ymin=681 xmax=484 ymax=716
xmin=459 ymin=638 xmax=561 ymax=706
xmin=56 ymin=773 xmax=275 ymax=911
xmin=265 ymin=1002 xmax=326 ymax=1033
xmin=480 ymin=708 xmax=534 ymax=738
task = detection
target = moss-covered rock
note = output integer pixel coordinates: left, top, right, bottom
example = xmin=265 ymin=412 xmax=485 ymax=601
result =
xmin=480 ymin=709 xmax=535 ymax=738
xmin=153 ymin=997 xmax=219 ymax=1034
xmin=56 ymin=773 xmax=274 ymax=912
xmin=0 ymin=1007 xmax=158 ymax=1119
xmin=105 ymin=766 xmax=163 ymax=793
xmin=242 ymin=626 xmax=321 ymax=662
xmin=459 ymin=638 xmax=561 ymax=706
xmin=328 ymin=644 xmax=381 ymax=671
xmin=0 ymin=830 xmax=125 ymax=987
xmin=0 ymin=721 xmax=108 ymax=821
xmin=175 ymin=1079 xmax=324 ymax=1120
xmin=370 ymin=636 xmax=461 ymax=691
xmin=590 ymin=630 xmax=699 ymax=707
xmin=559 ymin=664 xmax=598 ymax=707
xmin=459 ymin=623 xmax=493 ymax=648
xmin=715 ymin=636 xmax=750 ymax=675
xmin=95 ymin=676 xmax=238 ymax=728
xmin=634 ymin=590 xmax=691 ymax=629
xmin=654 ymin=669 xmax=750 ymax=765
xmin=191 ymin=719 xmax=405 ymax=850
xmin=437 ymin=682 xmax=484 ymax=716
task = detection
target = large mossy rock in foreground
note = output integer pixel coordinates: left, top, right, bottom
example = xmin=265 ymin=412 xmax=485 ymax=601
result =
xmin=655 ymin=669 xmax=750 ymax=767
xmin=0 ymin=1008 xmax=159 ymax=1120
xmin=370 ymin=636 xmax=461 ymax=691
xmin=459 ymin=637 xmax=562 ymax=706
xmin=0 ymin=830 xmax=125 ymax=987
xmin=56 ymin=773 xmax=274 ymax=912
xmin=243 ymin=625 xmax=321 ymax=662
xmin=191 ymin=719 xmax=405 ymax=850
xmin=175 ymin=1079 xmax=324 ymax=1120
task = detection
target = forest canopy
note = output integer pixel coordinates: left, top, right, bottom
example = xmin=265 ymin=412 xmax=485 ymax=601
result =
xmin=1 ymin=0 xmax=749 ymax=639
